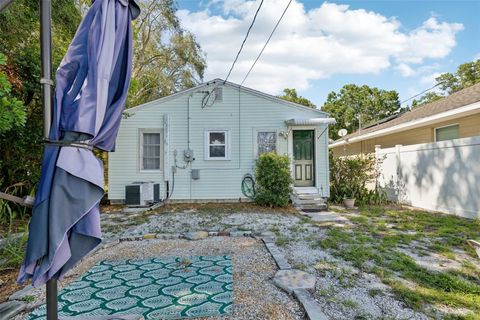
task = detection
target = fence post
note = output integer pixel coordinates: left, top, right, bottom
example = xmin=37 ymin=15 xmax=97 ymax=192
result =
xmin=374 ymin=145 xmax=381 ymax=187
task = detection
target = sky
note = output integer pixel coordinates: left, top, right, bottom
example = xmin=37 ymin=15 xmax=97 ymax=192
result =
xmin=175 ymin=0 xmax=480 ymax=108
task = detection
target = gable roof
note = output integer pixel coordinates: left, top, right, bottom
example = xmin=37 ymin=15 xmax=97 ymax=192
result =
xmin=126 ymin=79 xmax=327 ymax=115
xmin=331 ymin=82 xmax=480 ymax=145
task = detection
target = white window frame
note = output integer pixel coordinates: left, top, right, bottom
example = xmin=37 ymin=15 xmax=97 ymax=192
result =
xmin=204 ymin=129 xmax=230 ymax=160
xmin=434 ymin=123 xmax=459 ymax=142
xmin=254 ymin=128 xmax=278 ymax=158
xmin=139 ymin=129 xmax=163 ymax=171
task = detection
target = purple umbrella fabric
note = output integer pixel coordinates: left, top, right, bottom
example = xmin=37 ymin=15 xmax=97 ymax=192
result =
xmin=18 ymin=0 xmax=134 ymax=287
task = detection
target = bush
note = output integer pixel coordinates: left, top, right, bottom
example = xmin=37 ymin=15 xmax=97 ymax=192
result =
xmin=254 ymin=152 xmax=293 ymax=207
xmin=329 ymin=152 xmax=386 ymax=205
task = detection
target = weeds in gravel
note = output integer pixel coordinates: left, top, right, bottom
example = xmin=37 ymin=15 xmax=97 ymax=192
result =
xmin=275 ymin=235 xmax=290 ymax=247
xmin=318 ymin=206 xmax=480 ymax=319
xmin=0 ymin=231 xmax=28 ymax=271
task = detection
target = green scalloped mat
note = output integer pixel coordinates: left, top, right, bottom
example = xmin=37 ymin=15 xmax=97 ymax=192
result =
xmin=28 ymin=256 xmax=233 ymax=319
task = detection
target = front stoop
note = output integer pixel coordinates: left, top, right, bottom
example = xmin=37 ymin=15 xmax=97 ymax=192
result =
xmin=292 ymin=190 xmax=349 ymax=225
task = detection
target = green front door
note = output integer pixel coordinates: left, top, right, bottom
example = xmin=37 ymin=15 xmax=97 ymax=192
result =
xmin=293 ymin=130 xmax=315 ymax=187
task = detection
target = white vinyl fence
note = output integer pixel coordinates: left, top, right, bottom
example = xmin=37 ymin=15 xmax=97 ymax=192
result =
xmin=376 ymin=136 xmax=480 ymax=219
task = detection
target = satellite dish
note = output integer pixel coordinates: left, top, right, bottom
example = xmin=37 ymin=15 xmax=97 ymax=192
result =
xmin=338 ymin=129 xmax=348 ymax=137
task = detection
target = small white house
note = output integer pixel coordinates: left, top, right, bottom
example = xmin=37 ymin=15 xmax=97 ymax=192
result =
xmin=108 ymin=79 xmax=335 ymax=203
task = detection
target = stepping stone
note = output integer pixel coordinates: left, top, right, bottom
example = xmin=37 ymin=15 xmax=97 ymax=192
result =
xmin=306 ymin=212 xmax=348 ymax=223
xmin=264 ymin=243 xmax=291 ymax=270
xmin=273 ymin=269 xmax=316 ymax=294
xmin=9 ymin=284 xmax=34 ymax=301
xmin=184 ymin=231 xmax=208 ymax=240
xmin=0 ymin=301 xmax=26 ymax=319
xmin=294 ymin=289 xmax=329 ymax=320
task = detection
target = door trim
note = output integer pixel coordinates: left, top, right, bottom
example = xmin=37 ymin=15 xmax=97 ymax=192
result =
xmin=291 ymin=129 xmax=316 ymax=187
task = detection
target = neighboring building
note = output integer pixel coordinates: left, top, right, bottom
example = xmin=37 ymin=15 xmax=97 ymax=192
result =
xmin=108 ymin=79 xmax=335 ymax=203
xmin=330 ymin=83 xmax=480 ymax=157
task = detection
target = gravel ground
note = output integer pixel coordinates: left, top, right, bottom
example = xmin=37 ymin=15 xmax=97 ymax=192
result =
xmin=14 ymin=237 xmax=304 ymax=320
xmin=99 ymin=208 xmax=429 ymax=319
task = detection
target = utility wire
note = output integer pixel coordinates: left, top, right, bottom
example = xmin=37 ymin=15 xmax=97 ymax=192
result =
xmin=400 ymin=82 xmax=442 ymax=105
xmin=241 ymin=0 xmax=293 ymax=86
xmin=224 ymin=0 xmax=264 ymax=83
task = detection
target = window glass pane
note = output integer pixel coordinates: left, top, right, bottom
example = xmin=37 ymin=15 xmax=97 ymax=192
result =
xmin=209 ymin=145 xmax=226 ymax=157
xmin=142 ymin=132 xmax=161 ymax=169
xmin=144 ymin=133 xmax=160 ymax=145
xmin=143 ymin=157 xmax=160 ymax=170
xmin=210 ymin=132 xmax=225 ymax=145
xmin=257 ymin=131 xmax=276 ymax=155
xmin=436 ymin=125 xmax=459 ymax=141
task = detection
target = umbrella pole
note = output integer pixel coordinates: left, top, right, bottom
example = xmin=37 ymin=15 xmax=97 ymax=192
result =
xmin=40 ymin=0 xmax=57 ymax=319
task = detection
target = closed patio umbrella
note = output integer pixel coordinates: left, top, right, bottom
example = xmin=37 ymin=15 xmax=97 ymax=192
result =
xmin=15 ymin=0 xmax=139 ymax=318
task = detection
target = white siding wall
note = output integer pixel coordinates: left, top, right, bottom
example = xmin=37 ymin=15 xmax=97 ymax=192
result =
xmin=376 ymin=136 xmax=480 ymax=219
xmin=109 ymin=83 xmax=330 ymax=201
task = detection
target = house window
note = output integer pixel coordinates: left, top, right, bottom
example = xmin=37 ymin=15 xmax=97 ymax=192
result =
xmin=141 ymin=131 xmax=162 ymax=170
xmin=435 ymin=124 xmax=459 ymax=142
xmin=257 ymin=131 xmax=277 ymax=155
xmin=205 ymin=130 xmax=229 ymax=160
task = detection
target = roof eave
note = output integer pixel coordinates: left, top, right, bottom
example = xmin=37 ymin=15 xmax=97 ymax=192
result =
xmin=329 ymin=100 xmax=480 ymax=148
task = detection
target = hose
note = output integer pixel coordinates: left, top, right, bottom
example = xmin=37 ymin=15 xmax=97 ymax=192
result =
xmin=241 ymin=173 xmax=256 ymax=200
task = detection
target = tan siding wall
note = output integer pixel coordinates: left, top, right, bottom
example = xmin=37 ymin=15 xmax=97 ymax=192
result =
xmin=332 ymin=113 xmax=480 ymax=157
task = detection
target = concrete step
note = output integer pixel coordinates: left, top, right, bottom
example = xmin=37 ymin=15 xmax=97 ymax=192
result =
xmin=296 ymin=194 xmax=323 ymax=200
xmin=299 ymin=205 xmax=328 ymax=212
xmin=294 ymin=199 xmax=326 ymax=205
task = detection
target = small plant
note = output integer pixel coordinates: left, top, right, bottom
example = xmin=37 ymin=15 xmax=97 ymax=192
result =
xmin=0 ymin=230 xmax=28 ymax=271
xmin=23 ymin=295 xmax=35 ymax=303
xmin=254 ymin=152 xmax=293 ymax=207
xmin=329 ymin=152 xmax=387 ymax=205
xmin=275 ymin=235 xmax=289 ymax=247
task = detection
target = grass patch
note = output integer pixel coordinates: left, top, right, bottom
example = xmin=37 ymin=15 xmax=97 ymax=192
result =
xmin=318 ymin=206 xmax=480 ymax=318
xmin=0 ymin=231 xmax=28 ymax=271
xmin=275 ymin=235 xmax=290 ymax=247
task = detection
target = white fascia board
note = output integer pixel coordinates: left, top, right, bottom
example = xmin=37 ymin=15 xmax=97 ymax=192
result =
xmin=329 ymin=101 xmax=480 ymax=148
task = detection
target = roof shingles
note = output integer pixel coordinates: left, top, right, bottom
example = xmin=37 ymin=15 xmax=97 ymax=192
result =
xmin=335 ymin=82 xmax=480 ymax=141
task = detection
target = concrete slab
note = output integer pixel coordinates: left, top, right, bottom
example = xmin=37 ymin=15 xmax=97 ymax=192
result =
xmin=273 ymin=269 xmax=316 ymax=294
xmin=0 ymin=301 xmax=26 ymax=319
xmin=294 ymin=289 xmax=329 ymax=320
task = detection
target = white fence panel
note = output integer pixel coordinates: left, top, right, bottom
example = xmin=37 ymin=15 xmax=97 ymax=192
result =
xmin=376 ymin=136 xmax=480 ymax=219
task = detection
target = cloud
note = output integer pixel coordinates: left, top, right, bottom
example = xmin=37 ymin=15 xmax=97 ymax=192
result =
xmin=395 ymin=63 xmax=416 ymax=77
xmin=178 ymin=1 xmax=463 ymax=94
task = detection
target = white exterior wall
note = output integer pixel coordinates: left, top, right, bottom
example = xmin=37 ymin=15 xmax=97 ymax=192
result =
xmin=376 ymin=136 xmax=480 ymax=219
xmin=109 ymin=82 xmax=330 ymax=201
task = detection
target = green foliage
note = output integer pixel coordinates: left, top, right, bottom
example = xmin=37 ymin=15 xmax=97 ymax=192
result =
xmin=0 ymin=53 xmax=26 ymax=134
xmin=0 ymin=231 xmax=28 ymax=272
xmin=329 ymin=152 xmax=385 ymax=205
xmin=322 ymin=84 xmax=404 ymax=140
xmin=411 ymin=91 xmax=444 ymax=108
xmin=279 ymin=88 xmax=316 ymax=108
xmin=412 ymin=59 xmax=480 ymax=107
xmin=128 ymin=0 xmax=206 ymax=106
xmin=254 ymin=152 xmax=293 ymax=207
xmin=0 ymin=0 xmax=81 ymax=194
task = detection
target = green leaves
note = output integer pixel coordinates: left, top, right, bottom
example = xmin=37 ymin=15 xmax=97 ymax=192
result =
xmin=322 ymin=84 xmax=403 ymax=140
xmin=254 ymin=152 xmax=293 ymax=207
xmin=0 ymin=53 xmax=27 ymax=135
xmin=279 ymin=88 xmax=316 ymax=108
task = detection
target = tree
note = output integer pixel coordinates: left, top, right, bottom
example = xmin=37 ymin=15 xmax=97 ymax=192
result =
xmin=0 ymin=54 xmax=26 ymax=134
xmin=0 ymin=0 xmax=81 ymax=193
xmin=411 ymin=91 xmax=444 ymax=108
xmin=322 ymin=84 xmax=403 ymax=140
xmin=412 ymin=59 xmax=480 ymax=107
xmin=127 ymin=0 xmax=206 ymax=106
xmin=279 ymin=88 xmax=315 ymax=108
xmin=436 ymin=59 xmax=480 ymax=95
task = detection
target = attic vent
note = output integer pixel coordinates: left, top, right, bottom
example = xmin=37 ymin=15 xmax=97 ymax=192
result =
xmin=214 ymin=87 xmax=223 ymax=102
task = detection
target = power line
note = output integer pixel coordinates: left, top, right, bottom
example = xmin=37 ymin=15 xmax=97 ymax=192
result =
xmin=224 ymin=0 xmax=264 ymax=83
xmin=400 ymin=83 xmax=442 ymax=105
xmin=241 ymin=0 xmax=293 ymax=86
